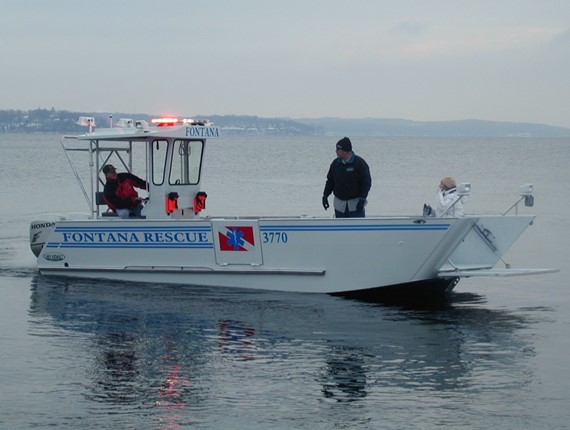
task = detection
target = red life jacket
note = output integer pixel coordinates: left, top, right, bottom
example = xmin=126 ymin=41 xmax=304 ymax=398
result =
xmin=104 ymin=178 xmax=139 ymax=211
xmin=115 ymin=178 xmax=139 ymax=202
xmin=193 ymin=192 xmax=207 ymax=214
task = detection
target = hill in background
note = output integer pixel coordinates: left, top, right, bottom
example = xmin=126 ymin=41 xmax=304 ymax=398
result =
xmin=294 ymin=117 xmax=570 ymax=138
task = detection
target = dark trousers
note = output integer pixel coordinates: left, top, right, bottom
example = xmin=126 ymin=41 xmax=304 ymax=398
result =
xmin=335 ymin=207 xmax=365 ymax=218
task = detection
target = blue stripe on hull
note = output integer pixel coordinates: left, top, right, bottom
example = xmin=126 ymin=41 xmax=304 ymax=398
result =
xmin=46 ymin=243 xmax=213 ymax=249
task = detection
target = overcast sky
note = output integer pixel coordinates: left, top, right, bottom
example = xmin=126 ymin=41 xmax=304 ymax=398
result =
xmin=1 ymin=0 xmax=569 ymax=127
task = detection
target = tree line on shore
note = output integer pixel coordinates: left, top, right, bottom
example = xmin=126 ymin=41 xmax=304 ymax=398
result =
xmin=0 ymin=108 xmax=321 ymax=136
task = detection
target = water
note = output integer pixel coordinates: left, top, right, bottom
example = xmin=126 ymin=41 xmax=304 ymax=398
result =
xmin=1 ymin=133 xmax=569 ymax=429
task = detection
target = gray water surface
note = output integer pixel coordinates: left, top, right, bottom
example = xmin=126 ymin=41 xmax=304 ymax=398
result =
xmin=0 ymin=134 xmax=568 ymax=429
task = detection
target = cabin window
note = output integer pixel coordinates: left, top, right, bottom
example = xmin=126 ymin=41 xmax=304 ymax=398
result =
xmin=169 ymin=140 xmax=204 ymax=185
xmin=152 ymin=139 xmax=168 ymax=185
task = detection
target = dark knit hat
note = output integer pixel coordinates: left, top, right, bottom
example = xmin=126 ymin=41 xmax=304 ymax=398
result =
xmin=102 ymin=164 xmax=116 ymax=174
xmin=336 ymin=137 xmax=352 ymax=152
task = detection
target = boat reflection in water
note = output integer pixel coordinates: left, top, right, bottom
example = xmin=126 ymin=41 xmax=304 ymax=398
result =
xmin=28 ymin=275 xmax=542 ymax=427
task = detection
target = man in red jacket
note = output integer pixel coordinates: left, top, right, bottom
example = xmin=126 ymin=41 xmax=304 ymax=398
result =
xmin=103 ymin=164 xmax=148 ymax=218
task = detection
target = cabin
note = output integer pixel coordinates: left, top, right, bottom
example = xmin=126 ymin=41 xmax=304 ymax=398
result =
xmin=65 ymin=116 xmax=220 ymax=220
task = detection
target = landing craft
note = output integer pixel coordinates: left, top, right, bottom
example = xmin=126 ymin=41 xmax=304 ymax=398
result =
xmin=30 ymin=116 xmax=557 ymax=302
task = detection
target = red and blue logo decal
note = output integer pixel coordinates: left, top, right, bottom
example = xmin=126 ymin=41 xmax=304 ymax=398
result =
xmin=219 ymin=226 xmax=255 ymax=251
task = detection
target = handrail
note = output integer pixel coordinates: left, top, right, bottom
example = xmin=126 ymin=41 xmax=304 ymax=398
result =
xmin=61 ymin=137 xmax=93 ymax=214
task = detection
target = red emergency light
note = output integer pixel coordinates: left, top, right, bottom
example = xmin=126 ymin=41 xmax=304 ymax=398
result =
xmin=151 ymin=117 xmax=179 ymax=126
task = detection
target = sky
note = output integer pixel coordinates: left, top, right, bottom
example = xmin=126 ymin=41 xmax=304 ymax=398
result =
xmin=1 ymin=0 xmax=569 ymax=127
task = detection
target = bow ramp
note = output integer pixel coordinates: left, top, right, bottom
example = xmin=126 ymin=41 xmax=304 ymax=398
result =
xmin=437 ymin=214 xmax=558 ymax=279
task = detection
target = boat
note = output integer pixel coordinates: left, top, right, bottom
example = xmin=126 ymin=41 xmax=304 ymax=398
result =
xmin=29 ymin=116 xmax=557 ymax=301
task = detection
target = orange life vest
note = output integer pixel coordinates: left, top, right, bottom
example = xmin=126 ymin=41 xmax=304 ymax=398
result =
xmin=193 ymin=192 xmax=208 ymax=214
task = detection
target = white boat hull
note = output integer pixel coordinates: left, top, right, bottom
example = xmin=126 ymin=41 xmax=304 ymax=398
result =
xmin=33 ymin=214 xmax=538 ymax=296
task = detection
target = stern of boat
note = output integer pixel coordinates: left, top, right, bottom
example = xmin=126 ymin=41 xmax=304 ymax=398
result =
xmin=30 ymin=220 xmax=57 ymax=257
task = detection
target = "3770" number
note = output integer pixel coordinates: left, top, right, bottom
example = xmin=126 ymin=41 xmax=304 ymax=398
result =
xmin=262 ymin=232 xmax=288 ymax=243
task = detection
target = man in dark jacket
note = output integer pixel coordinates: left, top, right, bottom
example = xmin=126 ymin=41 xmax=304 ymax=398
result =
xmin=103 ymin=164 xmax=148 ymax=218
xmin=322 ymin=137 xmax=371 ymax=218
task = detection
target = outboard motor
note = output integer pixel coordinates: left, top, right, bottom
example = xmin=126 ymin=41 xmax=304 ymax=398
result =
xmin=30 ymin=220 xmax=57 ymax=257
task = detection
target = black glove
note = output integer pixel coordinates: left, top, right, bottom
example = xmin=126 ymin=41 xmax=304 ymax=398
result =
xmin=322 ymin=196 xmax=330 ymax=210
xmin=356 ymin=198 xmax=365 ymax=212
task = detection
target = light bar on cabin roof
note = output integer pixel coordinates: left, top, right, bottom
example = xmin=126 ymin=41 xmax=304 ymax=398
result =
xmin=151 ymin=117 xmax=179 ymax=125
xmin=151 ymin=117 xmax=213 ymax=126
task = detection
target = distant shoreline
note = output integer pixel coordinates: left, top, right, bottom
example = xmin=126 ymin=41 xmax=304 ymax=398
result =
xmin=1 ymin=108 xmax=569 ymax=138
